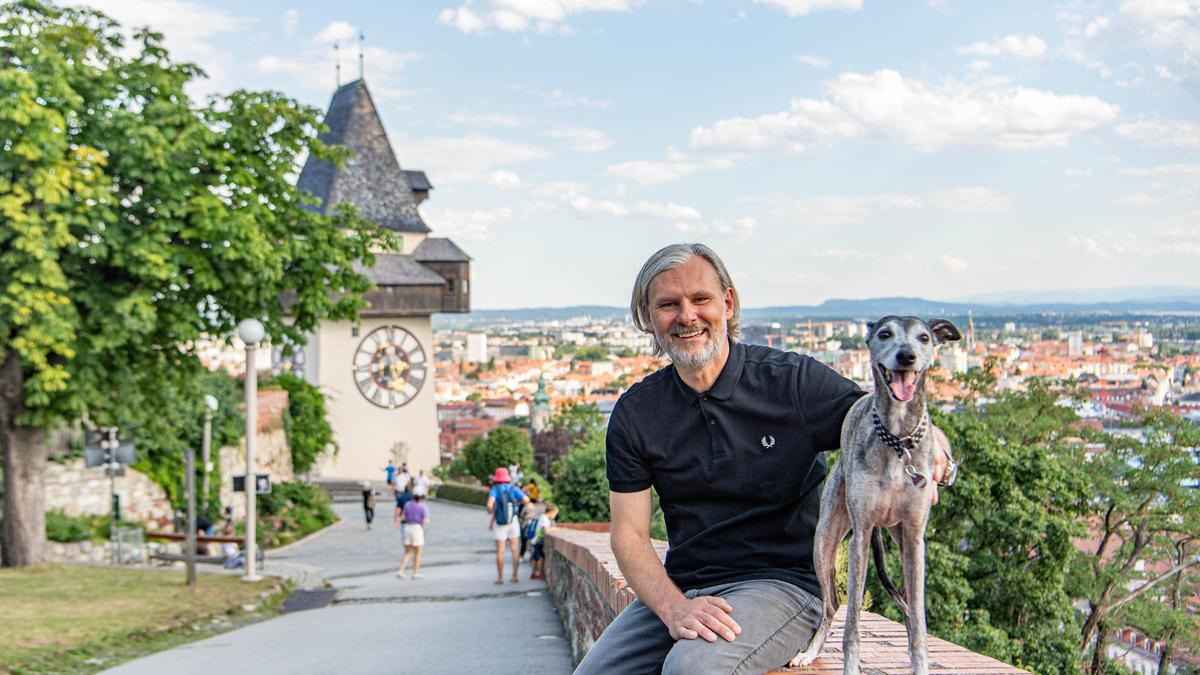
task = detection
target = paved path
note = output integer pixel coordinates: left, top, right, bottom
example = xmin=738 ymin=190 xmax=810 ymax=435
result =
xmin=107 ymin=499 xmax=574 ymax=675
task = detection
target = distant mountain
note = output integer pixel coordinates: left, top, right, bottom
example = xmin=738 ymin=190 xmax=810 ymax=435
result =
xmin=434 ymin=294 xmax=1200 ymax=327
xmin=950 ymin=285 xmax=1200 ymax=305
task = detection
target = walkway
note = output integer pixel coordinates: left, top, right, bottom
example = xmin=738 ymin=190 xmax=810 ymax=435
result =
xmin=106 ymin=499 xmax=574 ymax=674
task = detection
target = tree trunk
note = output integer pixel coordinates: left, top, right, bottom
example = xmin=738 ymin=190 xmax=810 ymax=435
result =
xmin=1088 ymin=619 xmax=1109 ymax=675
xmin=0 ymin=349 xmax=50 ymax=567
xmin=1080 ymin=594 xmax=1110 ymax=654
xmin=1 ymin=425 xmax=49 ymax=566
xmin=1157 ymin=635 xmax=1172 ymax=675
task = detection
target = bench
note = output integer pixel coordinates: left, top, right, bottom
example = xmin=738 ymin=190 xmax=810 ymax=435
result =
xmin=146 ymin=531 xmax=264 ymax=566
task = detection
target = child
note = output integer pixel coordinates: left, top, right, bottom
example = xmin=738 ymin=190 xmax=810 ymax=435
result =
xmin=397 ymin=494 xmax=430 ymax=580
xmin=361 ymin=481 xmax=377 ymax=530
xmin=529 ymin=502 xmax=558 ymax=580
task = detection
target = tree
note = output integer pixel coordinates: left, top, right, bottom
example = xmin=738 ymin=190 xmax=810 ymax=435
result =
xmin=0 ymin=2 xmax=392 ymax=566
xmin=1072 ymin=409 xmax=1200 ymax=673
xmin=572 ymin=345 xmax=609 ymax=362
xmin=551 ymin=434 xmax=609 ymax=523
xmin=460 ymin=426 xmax=534 ymax=485
xmin=548 ymin=401 xmax=605 ymax=443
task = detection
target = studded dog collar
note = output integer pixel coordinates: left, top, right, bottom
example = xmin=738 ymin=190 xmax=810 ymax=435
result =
xmin=870 ymin=406 xmax=957 ymax=489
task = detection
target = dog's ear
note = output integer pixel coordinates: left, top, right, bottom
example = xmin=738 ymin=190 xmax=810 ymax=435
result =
xmin=865 ymin=321 xmax=877 ymax=343
xmin=928 ymin=319 xmax=962 ymax=344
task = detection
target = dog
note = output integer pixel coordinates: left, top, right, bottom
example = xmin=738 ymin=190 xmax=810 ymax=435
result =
xmin=790 ymin=316 xmax=961 ymax=674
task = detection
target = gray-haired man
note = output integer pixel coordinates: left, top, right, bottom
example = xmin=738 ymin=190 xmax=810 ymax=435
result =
xmin=574 ymin=243 xmax=948 ymax=674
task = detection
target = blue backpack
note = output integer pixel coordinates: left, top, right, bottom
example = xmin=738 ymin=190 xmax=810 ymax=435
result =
xmin=494 ymin=484 xmax=516 ymax=525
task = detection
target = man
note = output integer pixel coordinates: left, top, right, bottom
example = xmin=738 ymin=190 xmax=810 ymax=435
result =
xmin=393 ymin=466 xmax=413 ymax=530
xmin=412 ymin=469 xmax=430 ymax=498
xmin=574 ymin=243 xmax=949 ymax=674
xmin=487 ymin=466 xmax=532 ymax=584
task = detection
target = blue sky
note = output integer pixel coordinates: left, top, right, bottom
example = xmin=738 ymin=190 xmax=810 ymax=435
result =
xmin=73 ymin=0 xmax=1200 ymax=309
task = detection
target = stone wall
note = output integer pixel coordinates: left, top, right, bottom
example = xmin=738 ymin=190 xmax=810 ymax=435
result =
xmin=219 ymin=389 xmax=294 ymax=522
xmin=542 ymin=526 xmax=1030 ymax=673
xmin=45 ymin=459 xmax=173 ymax=529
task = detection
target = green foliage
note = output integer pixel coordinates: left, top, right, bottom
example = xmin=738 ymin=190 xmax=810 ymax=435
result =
xmin=255 ymin=482 xmax=337 ymax=548
xmin=130 ymin=367 xmax=243 ymax=519
xmin=460 ymin=426 xmax=534 ymax=485
xmin=551 ymin=435 xmax=609 ymax=523
xmin=0 ymin=0 xmax=392 ymax=558
xmin=262 ymin=373 xmax=336 ymax=475
xmin=502 ymin=415 xmax=531 ymax=429
xmin=433 ymin=481 xmax=489 ymax=506
xmin=44 ymin=510 xmax=90 ymax=543
xmin=572 ymin=345 xmax=609 ymax=362
xmin=548 ymin=402 xmax=605 ymax=444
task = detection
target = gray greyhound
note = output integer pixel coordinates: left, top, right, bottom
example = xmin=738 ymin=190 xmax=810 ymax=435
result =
xmin=790 ymin=316 xmax=961 ymax=674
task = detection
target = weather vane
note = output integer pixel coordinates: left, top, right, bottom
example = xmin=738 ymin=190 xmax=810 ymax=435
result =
xmin=359 ymin=31 xmax=365 ymax=80
xmin=334 ymin=42 xmax=341 ymax=87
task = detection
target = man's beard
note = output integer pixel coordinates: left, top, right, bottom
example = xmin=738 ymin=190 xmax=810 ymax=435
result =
xmin=655 ymin=316 xmax=728 ymax=370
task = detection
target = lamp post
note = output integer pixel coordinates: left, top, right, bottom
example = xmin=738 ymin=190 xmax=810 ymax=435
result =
xmin=237 ymin=318 xmax=265 ymax=582
xmin=201 ymin=394 xmax=218 ymax=513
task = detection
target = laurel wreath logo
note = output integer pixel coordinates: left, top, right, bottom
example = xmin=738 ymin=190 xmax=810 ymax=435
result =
xmin=761 ymin=435 xmax=776 ymax=449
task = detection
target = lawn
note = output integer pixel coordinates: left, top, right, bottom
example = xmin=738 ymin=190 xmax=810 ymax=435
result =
xmin=0 ymin=563 xmax=288 ymax=674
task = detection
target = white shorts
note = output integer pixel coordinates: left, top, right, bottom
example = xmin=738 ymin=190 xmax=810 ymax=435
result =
xmin=404 ymin=524 xmax=425 ymax=547
xmin=492 ymin=520 xmax=520 ymax=542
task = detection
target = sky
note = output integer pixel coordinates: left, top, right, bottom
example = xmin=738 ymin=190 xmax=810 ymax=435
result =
xmin=68 ymin=0 xmax=1200 ymax=310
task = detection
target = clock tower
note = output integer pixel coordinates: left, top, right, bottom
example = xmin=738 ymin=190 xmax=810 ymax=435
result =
xmin=287 ymin=79 xmax=470 ymax=479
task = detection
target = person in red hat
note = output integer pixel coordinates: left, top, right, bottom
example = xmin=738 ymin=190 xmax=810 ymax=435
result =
xmin=487 ymin=466 xmax=532 ymax=584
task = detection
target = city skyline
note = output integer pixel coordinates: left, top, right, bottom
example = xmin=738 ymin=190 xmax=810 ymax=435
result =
xmin=68 ymin=0 xmax=1200 ymax=309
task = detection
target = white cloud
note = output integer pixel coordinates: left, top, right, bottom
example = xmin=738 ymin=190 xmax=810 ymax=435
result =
xmin=1119 ymin=163 xmax=1200 ymax=178
xmin=447 ymin=112 xmax=529 ymax=128
xmin=486 ymin=170 xmax=524 ymax=188
xmin=439 ymin=0 xmax=638 ymax=36
xmin=399 ymin=134 xmax=553 ymax=184
xmin=672 ymin=216 xmax=757 ymax=239
xmin=763 ymin=186 xmax=1011 ymax=226
xmin=794 ymin=54 xmax=830 ymax=68
xmin=966 ymin=60 xmax=993 ymax=72
xmin=1065 ymin=168 xmax=1094 ymax=177
xmin=752 ymin=0 xmax=862 ymax=18
xmin=426 ymin=207 xmax=515 ymax=241
xmin=284 ymin=9 xmax=299 ymax=35
xmin=512 ymin=84 xmax=611 ymax=109
xmin=1069 ymin=235 xmax=1113 ymax=258
xmin=62 ymin=0 xmax=246 ymax=98
xmin=955 ymin=34 xmax=1048 ymax=58
xmin=690 ymin=69 xmax=1120 ymax=153
xmin=633 ymin=201 xmax=702 ymax=221
xmin=314 ymin=20 xmax=357 ymax=44
xmin=545 ymin=126 xmax=614 ymax=152
xmin=607 ymin=154 xmax=738 ymax=185
xmin=1069 ymin=231 xmax=1200 ymax=257
xmin=1115 ymin=118 xmax=1200 ymax=149
xmin=941 ymin=254 xmax=969 ymax=272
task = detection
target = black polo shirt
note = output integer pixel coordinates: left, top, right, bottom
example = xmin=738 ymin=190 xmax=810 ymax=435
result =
xmin=606 ymin=341 xmax=865 ymax=597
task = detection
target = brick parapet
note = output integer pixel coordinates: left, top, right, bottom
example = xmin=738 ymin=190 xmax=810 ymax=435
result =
xmin=544 ymin=526 xmax=1029 ymax=674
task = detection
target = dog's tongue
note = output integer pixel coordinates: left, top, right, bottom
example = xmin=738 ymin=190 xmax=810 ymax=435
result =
xmin=889 ymin=370 xmax=918 ymax=401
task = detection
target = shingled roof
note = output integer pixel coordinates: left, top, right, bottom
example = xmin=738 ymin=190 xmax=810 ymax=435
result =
xmin=412 ymin=237 xmax=471 ymax=263
xmin=297 ymin=79 xmax=430 ymax=234
xmin=354 ymin=255 xmax=447 ymax=286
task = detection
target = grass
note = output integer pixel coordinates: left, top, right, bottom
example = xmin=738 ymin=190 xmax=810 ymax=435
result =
xmin=0 ymin=563 xmax=289 ymax=674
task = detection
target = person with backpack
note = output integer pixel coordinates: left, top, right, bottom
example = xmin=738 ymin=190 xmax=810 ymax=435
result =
xmin=361 ymin=481 xmax=378 ymax=531
xmin=487 ymin=466 xmax=532 ymax=584
xmin=529 ymin=502 xmax=558 ymax=580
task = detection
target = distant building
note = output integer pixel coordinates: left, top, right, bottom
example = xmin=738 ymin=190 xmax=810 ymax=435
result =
xmin=467 ymin=332 xmax=488 ymax=363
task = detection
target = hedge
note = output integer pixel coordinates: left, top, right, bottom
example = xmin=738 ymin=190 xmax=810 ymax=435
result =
xmin=433 ymin=482 xmax=489 ymax=506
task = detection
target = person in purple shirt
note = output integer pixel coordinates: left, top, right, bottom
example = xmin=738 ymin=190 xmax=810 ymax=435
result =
xmin=397 ymin=495 xmax=431 ymax=580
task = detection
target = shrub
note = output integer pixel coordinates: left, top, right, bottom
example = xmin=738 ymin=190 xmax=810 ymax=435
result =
xmin=551 ymin=435 xmax=609 ymax=523
xmin=255 ymin=481 xmax=337 ymax=548
xmin=263 ymin=373 xmax=337 ymax=475
xmin=433 ymin=482 xmax=489 ymax=506
xmin=45 ymin=510 xmax=91 ymax=543
xmin=461 ymin=426 xmax=534 ymax=485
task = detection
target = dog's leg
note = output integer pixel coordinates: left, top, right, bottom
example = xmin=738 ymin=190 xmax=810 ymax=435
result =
xmin=789 ymin=472 xmax=850 ymax=667
xmin=842 ymin=524 xmax=871 ymax=675
xmin=881 ymin=524 xmax=910 ymax=621
xmin=900 ymin=524 xmax=929 ymax=675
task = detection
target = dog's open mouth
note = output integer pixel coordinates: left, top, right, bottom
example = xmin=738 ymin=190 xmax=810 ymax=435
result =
xmin=878 ymin=364 xmax=920 ymax=402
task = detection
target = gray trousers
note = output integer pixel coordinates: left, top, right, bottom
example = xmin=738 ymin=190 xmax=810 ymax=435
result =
xmin=573 ymin=579 xmax=821 ymax=675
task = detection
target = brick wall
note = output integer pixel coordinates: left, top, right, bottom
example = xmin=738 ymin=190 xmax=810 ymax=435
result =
xmin=544 ymin=526 xmax=1029 ymax=674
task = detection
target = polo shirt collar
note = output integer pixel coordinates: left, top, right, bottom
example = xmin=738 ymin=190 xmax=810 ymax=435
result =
xmin=670 ymin=340 xmax=745 ymax=402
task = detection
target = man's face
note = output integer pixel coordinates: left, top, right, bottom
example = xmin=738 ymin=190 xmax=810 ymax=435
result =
xmin=647 ymin=256 xmax=734 ymax=370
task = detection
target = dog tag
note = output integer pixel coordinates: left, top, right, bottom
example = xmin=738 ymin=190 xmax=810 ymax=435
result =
xmin=911 ymin=473 xmax=927 ymax=489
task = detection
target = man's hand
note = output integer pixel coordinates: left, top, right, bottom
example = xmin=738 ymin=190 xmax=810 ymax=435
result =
xmin=662 ymin=596 xmax=742 ymax=643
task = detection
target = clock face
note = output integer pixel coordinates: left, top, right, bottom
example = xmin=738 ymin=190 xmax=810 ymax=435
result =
xmin=352 ymin=326 xmax=427 ymax=409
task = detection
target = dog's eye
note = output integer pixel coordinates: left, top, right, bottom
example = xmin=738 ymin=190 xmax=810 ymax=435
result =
xmin=918 ymin=334 xmax=930 ymax=343
xmin=877 ymin=330 xmax=892 ymax=340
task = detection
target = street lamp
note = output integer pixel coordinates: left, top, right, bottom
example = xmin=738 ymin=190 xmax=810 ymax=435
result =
xmin=237 ymin=318 xmax=265 ymax=582
xmin=201 ymin=394 xmax=218 ymax=513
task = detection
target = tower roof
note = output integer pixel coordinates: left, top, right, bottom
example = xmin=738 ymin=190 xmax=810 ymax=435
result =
xmin=297 ymin=79 xmax=430 ymax=234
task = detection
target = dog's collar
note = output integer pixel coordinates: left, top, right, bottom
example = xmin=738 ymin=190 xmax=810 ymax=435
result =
xmin=871 ymin=406 xmax=927 ymax=454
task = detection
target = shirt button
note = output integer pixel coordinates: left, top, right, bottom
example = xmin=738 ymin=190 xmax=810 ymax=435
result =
xmin=710 ymin=419 xmax=716 ymax=426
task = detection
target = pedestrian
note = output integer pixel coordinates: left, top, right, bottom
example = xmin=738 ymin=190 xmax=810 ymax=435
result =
xmin=524 ymin=478 xmax=541 ymax=503
xmin=487 ymin=466 xmax=531 ymax=584
xmin=573 ymin=243 xmax=951 ymax=674
xmin=412 ymin=469 xmax=430 ymax=498
xmin=384 ymin=459 xmax=397 ymax=487
xmin=529 ymin=502 xmax=558 ymax=580
xmin=394 ymin=472 xmax=413 ymax=531
xmin=397 ymin=494 xmax=430 ymax=580
xmin=361 ymin=481 xmax=377 ymax=530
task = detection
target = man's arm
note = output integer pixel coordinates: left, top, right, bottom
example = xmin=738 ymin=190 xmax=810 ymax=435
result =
xmin=610 ymin=490 xmax=741 ymax=643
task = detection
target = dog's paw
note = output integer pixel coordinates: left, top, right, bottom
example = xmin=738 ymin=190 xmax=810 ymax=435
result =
xmin=788 ymin=649 xmax=819 ymax=667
